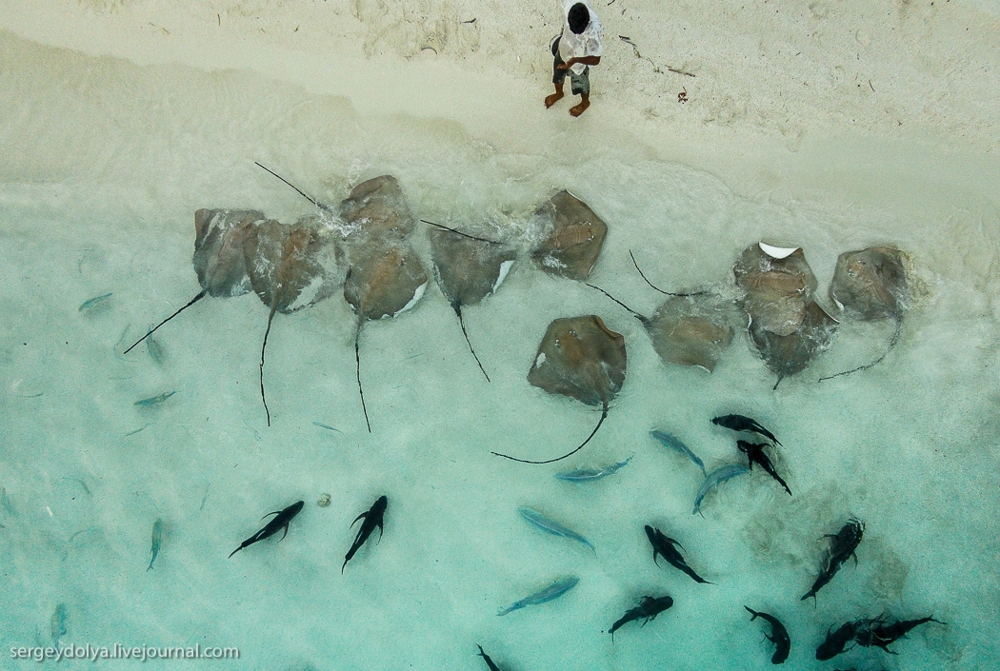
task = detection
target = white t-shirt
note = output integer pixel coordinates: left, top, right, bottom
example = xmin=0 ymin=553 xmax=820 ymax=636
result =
xmin=558 ymin=0 xmax=603 ymax=75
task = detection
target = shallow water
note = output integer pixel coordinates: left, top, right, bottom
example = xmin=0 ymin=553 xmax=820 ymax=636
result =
xmin=1 ymin=28 xmax=999 ymax=671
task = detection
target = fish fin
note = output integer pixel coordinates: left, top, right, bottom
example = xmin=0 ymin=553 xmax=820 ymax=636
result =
xmin=228 ymin=546 xmax=242 ymax=559
xmin=744 ymin=605 xmax=758 ymax=619
xmin=351 ymin=512 xmax=367 ymax=528
xmin=261 ymin=511 xmax=281 ymax=521
xmin=669 ymin=537 xmax=685 ymax=552
xmin=376 ymin=521 xmax=384 ymax=544
xmin=278 ymin=523 xmax=289 ymax=542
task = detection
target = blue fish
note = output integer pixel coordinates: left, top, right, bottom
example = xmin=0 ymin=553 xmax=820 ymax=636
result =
xmin=78 ymin=292 xmax=112 ymax=312
xmin=651 ymin=430 xmax=707 ymax=476
xmin=554 ymin=456 xmax=632 ymax=482
xmin=518 ymin=506 xmax=595 ymax=553
xmin=51 ymin=604 xmax=68 ymax=645
xmin=497 ymin=576 xmax=579 ymax=616
xmin=147 ymin=518 xmax=163 ymax=571
xmin=693 ymin=463 xmax=749 ymax=515
xmin=145 ymin=326 xmax=165 ymax=364
xmin=134 ymin=391 xmax=177 ymax=407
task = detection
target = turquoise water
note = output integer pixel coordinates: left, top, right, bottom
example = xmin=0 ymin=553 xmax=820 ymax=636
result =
xmin=1 ymin=30 xmax=999 ymax=670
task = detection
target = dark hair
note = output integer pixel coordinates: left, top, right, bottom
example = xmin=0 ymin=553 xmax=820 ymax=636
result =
xmin=568 ymin=3 xmax=590 ymax=34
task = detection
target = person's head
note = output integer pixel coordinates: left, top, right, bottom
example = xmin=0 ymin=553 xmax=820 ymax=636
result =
xmin=568 ymin=3 xmax=590 ymax=34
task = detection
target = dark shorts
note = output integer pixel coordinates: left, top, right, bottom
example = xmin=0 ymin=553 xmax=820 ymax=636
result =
xmin=551 ymin=36 xmax=590 ymax=96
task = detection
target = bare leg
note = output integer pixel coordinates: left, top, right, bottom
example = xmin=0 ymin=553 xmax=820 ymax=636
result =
xmin=545 ymin=82 xmax=564 ymax=108
xmin=570 ymin=92 xmax=590 ymax=117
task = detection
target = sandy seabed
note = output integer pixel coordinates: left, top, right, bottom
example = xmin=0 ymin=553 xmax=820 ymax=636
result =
xmin=1 ymin=1 xmax=999 ymax=669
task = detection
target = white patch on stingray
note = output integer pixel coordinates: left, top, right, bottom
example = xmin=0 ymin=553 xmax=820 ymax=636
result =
xmin=492 ymin=259 xmax=514 ymax=294
xmin=391 ymin=281 xmax=427 ymax=318
xmin=541 ymin=254 xmax=566 ymax=269
xmin=286 ymin=274 xmax=327 ymax=311
xmin=534 ymin=352 xmax=546 ymax=368
xmin=759 ymin=242 xmax=799 ymax=259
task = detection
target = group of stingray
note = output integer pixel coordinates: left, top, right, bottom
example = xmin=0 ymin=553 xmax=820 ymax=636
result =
xmin=123 ymin=165 xmax=911 ymax=464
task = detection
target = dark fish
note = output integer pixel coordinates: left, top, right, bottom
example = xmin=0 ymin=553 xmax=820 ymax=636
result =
xmin=855 ymin=614 xmax=944 ymax=653
xmin=342 ymin=495 xmax=387 ymax=572
xmin=801 ymin=518 xmax=864 ymax=601
xmin=712 ymin=414 xmax=781 ymax=445
xmin=816 ymin=620 xmax=860 ymax=661
xmin=476 ymin=644 xmax=503 ymax=671
xmin=644 ymin=525 xmax=712 ymax=584
xmin=228 ymin=500 xmax=304 ymax=558
xmin=737 ymin=440 xmax=792 ymax=495
xmin=610 ymin=595 xmax=674 ymax=640
xmin=745 ymin=606 xmax=791 ymax=664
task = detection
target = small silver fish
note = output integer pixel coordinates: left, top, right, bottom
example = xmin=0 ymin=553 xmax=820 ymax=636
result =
xmin=51 ymin=603 xmax=68 ymax=645
xmin=148 ymin=518 xmax=163 ymax=571
xmin=554 ymin=456 xmax=632 ymax=482
xmin=693 ymin=463 xmax=750 ymax=515
xmin=312 ymin=421 xmax=344 ymax=434
xmin=145 ymin=326 xmax=164 ymax=364
xmin=497 ymin=576 xmax=579 ymax=616
xmin=518 ymin=506 xmax=595 ymax=553
xmin=651 ymin=430 xmax=707 ymax=476
xmin=134 ymin=391 xmax=177 ymax=407
xmin=78 ymin=293 xmax=112 ymax=312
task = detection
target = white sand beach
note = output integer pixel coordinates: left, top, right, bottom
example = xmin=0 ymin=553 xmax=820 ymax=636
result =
xmin=1 ymin=1 xmax=998 ymax=669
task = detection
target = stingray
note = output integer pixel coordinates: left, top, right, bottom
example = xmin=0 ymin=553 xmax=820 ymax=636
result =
xmin=124 ymin=208 xmax=261 ymax=353
xmin=750 ymin=300 xmax=838 ymax=389
xmin=492 ymin=315 xmax=626 ymax=464
xmin=734 ymin=242 xmax=819 ymax=337
xmin=531 ymin=190 xmax=608 ymax=281
xmin=339 ymin=175 xmax=416 ymax=247
xmin=244 ymin=217 xmax=344 ymax=425
xmin=587 ymin=255 xmax=736 ymax=373
xmin=428 ymin=222 xmax=517 ymax=381
xmin=343 ymin=242 xmax=429 ymax=432
xmin=821 ymin=245 xmax=910 ymax=381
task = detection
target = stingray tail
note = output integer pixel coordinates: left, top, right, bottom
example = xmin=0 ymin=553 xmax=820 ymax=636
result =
xmin=124 ymin=290 xmax=207 ymax=354
xmin=259 ymin=305 xmax=277 ymax=426
xmin=420 ymin=219 xmax=501 ymax=244
xmin=585 ymin=283 xmax=649 ymax=325
xmin=355 ymin=323 xmax=371 ymax=433
xmin=455 ymin=305 xmax=490 ymax=382
xmin=492 ymin=402 xmax=608 ymax=465
xmin=254 ymin=162 xmax=334 ymax=214
xmin=630 ymin=250 xmax=708 ymax=297
xmin=818 ymin=317 xmax=901 ymax=383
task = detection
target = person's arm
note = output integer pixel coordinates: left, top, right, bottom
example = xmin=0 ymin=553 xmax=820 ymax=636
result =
xmin=557 ymin=55 xmax=601 ymax=70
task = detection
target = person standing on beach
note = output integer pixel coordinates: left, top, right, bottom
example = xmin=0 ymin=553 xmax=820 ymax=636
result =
xmin=545 ymin=1 xmax=603 ymax=117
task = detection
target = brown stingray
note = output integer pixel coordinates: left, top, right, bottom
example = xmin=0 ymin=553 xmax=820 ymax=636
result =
xmin=750 ymin=300 xmax=838 ymax=389
xmin=124 ymin=209 xmax=261 ymax=354
xmin=429 ymin=225 xmax=517 ymax=381
xmin=531 ymin=190 xmax=608 ymax=281
xmin=822 ymin=245 xmax=910 ymax=380
xmin=343 ymin=242 xmax=429 ymax=431
xmin=585 ymin=251 xmax=735 ymax=372
xmin=492 ymin=315 xmax=626 ymax=464
xmin=244 ymin=217 xmax=344 ymax=425
xmin=339 ymin=175 xmax=416 ymax=246
xmin=734 ymin=243 xmax=819 ymax=337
